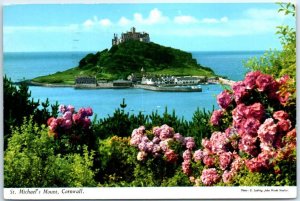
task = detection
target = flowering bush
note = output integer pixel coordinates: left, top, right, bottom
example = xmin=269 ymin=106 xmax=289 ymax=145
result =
xmin=130 ymin=71 xmax=296 ymax=186
xmin=130 ymin=124 xmax=195 ymax=163
xmin=47 ymin=105 xmax=95 ymax=153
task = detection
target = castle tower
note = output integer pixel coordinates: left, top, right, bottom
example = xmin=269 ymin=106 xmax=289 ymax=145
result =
xmin=131 ymin=27 xmax=136 ymax=33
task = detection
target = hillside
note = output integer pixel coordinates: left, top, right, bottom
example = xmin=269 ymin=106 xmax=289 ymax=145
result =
xmin=32 ymin=41 xmax=216 ymax=84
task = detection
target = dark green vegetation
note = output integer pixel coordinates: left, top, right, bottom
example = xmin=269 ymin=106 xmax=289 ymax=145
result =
xmin=32 ymin=40 xmax=215 ymax=84
xmin=3 ymin=76 xmax=215 ymax=187
xmin=4 ymin=4 xmax=296 ymax=188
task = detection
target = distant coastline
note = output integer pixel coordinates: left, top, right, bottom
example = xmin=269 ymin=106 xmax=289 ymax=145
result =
xmin=25 ymin=78 xmax=235 ymax=92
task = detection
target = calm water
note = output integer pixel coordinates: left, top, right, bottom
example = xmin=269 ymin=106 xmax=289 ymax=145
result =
xmin=3 ymin=51 xmax=264 ymax=120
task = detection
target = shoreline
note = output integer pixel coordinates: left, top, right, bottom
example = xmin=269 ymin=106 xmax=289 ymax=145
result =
xmin=26 ymin=79 xmax=235 ymax=92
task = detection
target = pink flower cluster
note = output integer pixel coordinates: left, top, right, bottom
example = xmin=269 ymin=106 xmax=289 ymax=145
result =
xmin=194 ymin=71 xmax=295 ymax=184
xmin=130 ymin=71 xmax=296 ymax=186
xmin=130 ymin=124 xmax=196 ymax=166
xmin=47 ymin=105 xmax=93 ymax=137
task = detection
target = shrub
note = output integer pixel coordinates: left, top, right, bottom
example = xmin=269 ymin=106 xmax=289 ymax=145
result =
xmin=4 ymin=76 xmax=58 ymax=149
xmin=4 ymin=117 xmax=96 ymax=187
xmin=96 ymin=136 xmax=137 ymax=185
xmin=128 ymin=71 xmax=296 ymax=187
xmin=47 ymin=105 xmax=96 ymax=154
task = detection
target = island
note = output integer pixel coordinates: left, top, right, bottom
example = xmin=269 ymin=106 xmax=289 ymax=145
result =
xmin=31 ymin=27 xmax=220 ymax=92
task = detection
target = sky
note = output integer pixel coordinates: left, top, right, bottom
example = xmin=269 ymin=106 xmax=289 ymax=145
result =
xmin=3 ymin=3 xmax=295 ymax=52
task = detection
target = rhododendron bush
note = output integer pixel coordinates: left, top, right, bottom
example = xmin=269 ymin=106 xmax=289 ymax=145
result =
xmin=47 ymin=105 xmax=96 ymax=153
xmin=130 ymin=71 xmax=296 ymax=186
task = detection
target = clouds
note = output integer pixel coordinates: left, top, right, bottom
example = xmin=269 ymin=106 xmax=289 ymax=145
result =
xmin=174 ymin=15 xmax=198 ymax=24
xmin=4 ymin=6 xmax=294 ymax=38
xmin=83 ymin=16 xmax=112 ymax=28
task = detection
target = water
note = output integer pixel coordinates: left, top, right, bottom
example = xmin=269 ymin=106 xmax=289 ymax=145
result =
xmin=3 ymin=51 xmax=264 ymax=120
xmin=192 ymin=51 xmax=264 ymax=81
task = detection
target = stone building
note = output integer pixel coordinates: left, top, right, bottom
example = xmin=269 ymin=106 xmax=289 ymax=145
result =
xmin=112 ymin=27 xmax=150 ymax=46
xmin=75 ymin=76 xmax=97 ymax=86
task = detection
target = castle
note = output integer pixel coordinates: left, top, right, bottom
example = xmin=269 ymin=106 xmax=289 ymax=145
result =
xmin=112 ymin=27 xmax=150 ymax=46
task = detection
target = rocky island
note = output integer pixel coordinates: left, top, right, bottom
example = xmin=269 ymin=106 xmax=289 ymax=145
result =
xmin=31 ymin=27 xmax=218 ymax=92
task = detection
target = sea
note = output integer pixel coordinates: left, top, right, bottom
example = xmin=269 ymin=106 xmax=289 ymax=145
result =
xmin=3 ymin=51 xmax=264 ymax=121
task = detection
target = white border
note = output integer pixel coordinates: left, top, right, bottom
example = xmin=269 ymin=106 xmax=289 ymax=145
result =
xmin=1 ymin=0 xmax=299 ymax=200
xmin=3 ymin=187 xmax=298 ymax=199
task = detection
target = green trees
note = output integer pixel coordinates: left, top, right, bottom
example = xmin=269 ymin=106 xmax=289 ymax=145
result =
xmin=3 ymin=76 xmax=58 ymax=149
xmin=4 ymin=117 xmax=96 ymax=187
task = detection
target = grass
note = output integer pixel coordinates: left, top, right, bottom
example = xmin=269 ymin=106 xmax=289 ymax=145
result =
xmin=32 ymin=65 xmax=216 ymax=85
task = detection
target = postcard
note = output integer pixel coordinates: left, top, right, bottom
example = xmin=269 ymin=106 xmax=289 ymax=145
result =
xmin=2 ymin=0 xmax=297 ymax=199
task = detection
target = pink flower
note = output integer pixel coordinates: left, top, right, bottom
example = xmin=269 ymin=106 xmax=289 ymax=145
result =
xmin=256 ymin=74 xmax=276 ymax=92
xmin=152 ymin=136 xmax=161 ymax=144
xmin=278 ymin=75 xmax=290 ymax=85
xmin=186 ymin=141 xmax=196 ymax=150
xmin=219 ymin=152 xmax=233 ymax=170
xmin=244 ymin=71 xmax=261 ymax=90
xmin=72 ymin=113 xmax=81 ymax=124
xmin=182 ymin=160 xmax=192 ymax=175
xmin=152 ymin=144 xmax=161 ymax=154
xmin=201 ymin=138 xmax=211 ymax=150
xmin=248 ymin=103 xmax=265 ymax=121
xmin=231 ymin=156 xmax=244 ymax=172
xmin=49 ymin=119 xmax=58 ymax=132
xmin=217 ymin=90 xmax=233 ymax=109
xmin=193 ymin=149 xmax=204 ymax=162
xmin=200 ymin=168 xmax=220 ymax=186
xmin=232 ymin=81 xmax=248 ymax=104
xmin=159 ymin=139 xmax=171 ymax=152
xmin=85 ymin=107 xmax=93 ymax=116
xmin=152 ymin=126 xmax=161 ymax=137
xmin=83 ymin=117 xmax=91 ymax=128
xmin=243 ymin=117 xmax=261 ymax=136
xmin=258 ymin=118 xmax=277 ymax=144
xmin=173 ymin=133 xmax=184 ymax=144
xmin=210 ymin=109 xmax=223 ymax=126
xmin=47 ymin=117 xmax=55 ymax=126
xmin=238 ymin=135 xmax=258 ymax=156
xmin=210 ymin=132 xmax=228 ymax=154
xmin=203 ymin=155 xmax=215 ymax=167
xmin=59 ymin=104 xmax=66 ymax=114
xmin=62 ymin=119 xmax=72 ymax=129
xmin=63 ymin=111 xmax=73 ymax=120
xmin=183 ymin=149 xmax=192 ymax=161
xmin=78 ymin=108 xmax=87 ymax=117
xmin=273 ymin=110 xmax=289 ymax=121
xmin=130 ymin=136 xmax=141 ymax=146
xmin=245 ymin=151 xmax=275 ymax=172
xmin=159 ymin=124 xmax=174 ymax=140
xmin=146 ymin=142 xmax=154 ymax=152
xmin=164 ymin=149 xmax=178 ymax=163
xmin=260 ymin=142 xmax=273 ymax=152
xmin=222 ymin=170 xmax=235 ymax=184
xmin=67 ymin=105 xmax=75 ymax=113
xmin=138 ymin=142 xmax=148 ymax=152
xmin=277 ymin=119 xmax=291 ymax=132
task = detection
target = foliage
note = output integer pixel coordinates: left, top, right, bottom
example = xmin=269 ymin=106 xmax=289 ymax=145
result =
xmin=244 ymin=3 xmax=296 ymax=80
xmin=3 ymin=76 xmax=58 ymax=149
xmin=4 ymin=117 xmax=96 ymax=187
xmin=128 ymin=70 xmax=296 ymax=186
xmin=47 ymin=105 xmax=97 ymax=154
xmin=96 ymin=136 xmax=137 ymax=185
xmin=33 ymin=40 xmax=216 ymax=84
